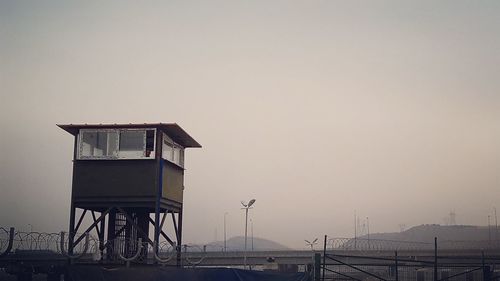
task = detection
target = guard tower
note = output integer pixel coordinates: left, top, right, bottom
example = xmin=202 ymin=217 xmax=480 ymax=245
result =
xmin=58 ymin=123 xmax=201 ymax=265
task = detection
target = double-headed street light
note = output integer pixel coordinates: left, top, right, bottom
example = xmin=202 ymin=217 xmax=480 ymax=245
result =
xmin=241 ymin=199 xmax=256 ymax=269
xmin=305 ymin=238 xmax=318 ymax=251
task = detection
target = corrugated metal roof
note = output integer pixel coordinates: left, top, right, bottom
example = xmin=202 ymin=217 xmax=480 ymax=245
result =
xmin=57 ymin=123 xmax=202 ymax=148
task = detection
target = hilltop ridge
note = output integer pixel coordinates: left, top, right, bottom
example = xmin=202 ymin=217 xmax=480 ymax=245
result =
xmin=359 ymin=224 xmax=495 ymax=243
xmin=197 ymin=236 xmax=291 ymax=252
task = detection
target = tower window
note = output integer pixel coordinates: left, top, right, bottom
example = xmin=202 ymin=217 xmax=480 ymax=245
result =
xmin=78 ymin=129 xmax=156 ymax=159
xmin=162 ymin=133 xmax=184 ymax=167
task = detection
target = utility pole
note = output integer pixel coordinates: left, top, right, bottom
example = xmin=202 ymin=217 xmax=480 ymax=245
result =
xmin=494 ymin=207 xmax=498 ymax=242
xmin=488 ymin=215 xmax=491 ymax=244
xmin=367 ymin=217 xmax=370 ymax=241
xmin=224 ymin=212 xmax=228 ymax=252
xmin=366 ymin=217 xmax=371 ymax=249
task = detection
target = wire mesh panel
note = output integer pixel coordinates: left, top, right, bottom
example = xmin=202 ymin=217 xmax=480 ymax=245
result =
xmin=321 ymin=253 xmax=495 ymax=281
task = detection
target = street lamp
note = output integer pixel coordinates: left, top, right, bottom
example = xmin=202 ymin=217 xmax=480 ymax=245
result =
xmin=305 ymin=238 xmax=318 ymax=251
xmin=250 ymin=219 xmax=254 ymax=251
xmin=241 ymin=199 xmax=256 ymax=269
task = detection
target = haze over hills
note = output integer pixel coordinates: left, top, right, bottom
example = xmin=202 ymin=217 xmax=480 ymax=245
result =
xmin=359 ymin=224 xmax=498 ymax=243
xmin=198 ymin=225 xmax=498 ymax=251
xmin=198 ymin=236 xmax=291 ymax=252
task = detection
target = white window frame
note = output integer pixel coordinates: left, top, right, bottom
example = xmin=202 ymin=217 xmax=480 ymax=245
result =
xmin=162 ymin=133 xmax=185 ymax=168
xmin=77 ymin=128 xmax=156 ymax=160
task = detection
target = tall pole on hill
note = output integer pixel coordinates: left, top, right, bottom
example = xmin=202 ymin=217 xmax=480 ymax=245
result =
xmin=354 ymin=211 xmax=357 ymax=249
xmin=488 ymin=215 xmax=491 ymax=244
xmin=241 ymin=199 xmax=256 ymax=270
xmin=367 ymin=217 xmax=370 ymax=248
xmin=494 ymin=207 xmax=498 ymax=242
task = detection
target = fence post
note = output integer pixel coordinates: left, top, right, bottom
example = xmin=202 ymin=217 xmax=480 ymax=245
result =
xmin=482 ymin=251 xmax=491 ymax=281
xmin=395 ymin=251 xmax=399 ymax=281
xmin=314 ymin=253 xmax=321 ymax=281
xmin=323 ymin=235 xmax=327 ymax=281
xmin=434 ymin=237 xmax=438 ymax=281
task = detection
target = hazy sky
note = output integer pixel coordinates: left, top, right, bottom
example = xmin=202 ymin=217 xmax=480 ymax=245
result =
xmin=1 ymin=1 xmax=499 ymax=248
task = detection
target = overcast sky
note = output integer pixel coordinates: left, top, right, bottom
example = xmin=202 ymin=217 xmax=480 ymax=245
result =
xmin=1 ymin=1 xmax=499 ymax=248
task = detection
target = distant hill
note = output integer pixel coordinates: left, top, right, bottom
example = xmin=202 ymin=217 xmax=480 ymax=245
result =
xmin=330 ymin=224 xmax=500 ymax=250
xmin=359 ymin=224 xmax=496 ymax=243
xmin=200 ymin=236 xmax=290 ymax=252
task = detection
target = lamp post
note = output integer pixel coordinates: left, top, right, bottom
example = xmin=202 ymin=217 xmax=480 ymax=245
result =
xmin=224 ymin=212 xmax=228 ymax=252
xmin=250 ymin=219 xmax=254 ymax=251
xmin=241 ymin=199 xmax=256 ymax=270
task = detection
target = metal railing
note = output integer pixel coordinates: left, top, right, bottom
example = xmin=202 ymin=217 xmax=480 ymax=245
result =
xmin=328 ymin=237 xmax=500 ymax=252
xmin=318 ymin=235 xmax=500 ymax=281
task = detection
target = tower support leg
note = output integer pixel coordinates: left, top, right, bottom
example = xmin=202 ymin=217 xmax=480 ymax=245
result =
xmin=107 ymin=210 xmax=116 ymax=261
xmin=137 ymin=212 xmax=150 ymax=261
xmin=68 ymin=205 xmax=76 ymax=256
xmin=154 ymin=207 xmax=161 ymax=263
xmin=177 ymin=210 xmax=183 ymax=267
xmin=99 ymin=212 xmax=105 ymax=261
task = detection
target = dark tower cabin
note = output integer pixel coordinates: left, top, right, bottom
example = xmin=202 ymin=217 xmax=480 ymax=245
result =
xmin=58 ymin=123 xmax=201 ymax=264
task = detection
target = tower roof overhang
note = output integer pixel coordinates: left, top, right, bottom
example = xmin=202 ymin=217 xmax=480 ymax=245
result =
xmin=57 ymin=123 xmax=202 ymax=148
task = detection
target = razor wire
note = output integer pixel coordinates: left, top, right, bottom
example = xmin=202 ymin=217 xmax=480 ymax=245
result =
xmin=327 ymin=237 xmax=500 ymax=251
